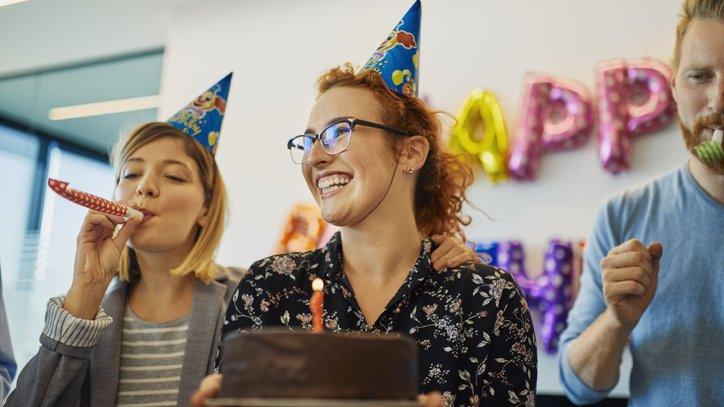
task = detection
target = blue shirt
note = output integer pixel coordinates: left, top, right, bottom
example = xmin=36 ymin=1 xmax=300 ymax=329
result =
xmin=558 ymin=162 xmax=724 ymax=406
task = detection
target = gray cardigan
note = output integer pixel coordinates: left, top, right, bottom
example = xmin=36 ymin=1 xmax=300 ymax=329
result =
xmin=6 ymin=265 xmax=244 ymax=407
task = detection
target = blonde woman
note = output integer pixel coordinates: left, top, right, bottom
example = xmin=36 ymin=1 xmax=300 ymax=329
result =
xmin=7 ymin=76 xmax=244 ymax=407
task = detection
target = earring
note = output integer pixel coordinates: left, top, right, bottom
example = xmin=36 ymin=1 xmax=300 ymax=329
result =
xmin=403 ymin=166 xmax=415 ymax=174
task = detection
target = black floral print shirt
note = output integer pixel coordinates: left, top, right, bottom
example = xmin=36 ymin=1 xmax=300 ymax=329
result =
xmin=217 ymin=233 xmax=537 ymax=406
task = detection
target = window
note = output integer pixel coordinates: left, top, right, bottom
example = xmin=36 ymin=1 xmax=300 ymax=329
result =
xmin=0 ymin=49 xmax=160 ymax=379
xmin=0 ymin=123 xmax=39 ymax=300
xmin=0 ymin=122 xmax=113 ymax=376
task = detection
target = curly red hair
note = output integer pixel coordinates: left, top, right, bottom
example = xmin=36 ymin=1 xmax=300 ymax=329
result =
xmin=316 ymin=63 xmax=474 ymax=237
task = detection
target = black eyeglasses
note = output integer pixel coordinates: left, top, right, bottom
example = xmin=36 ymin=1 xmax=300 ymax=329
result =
xmin=286 ymin=118 xmax=410 ymax=164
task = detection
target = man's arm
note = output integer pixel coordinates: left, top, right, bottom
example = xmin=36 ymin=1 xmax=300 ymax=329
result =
xmin=557 ymin=202 xmax=621 ymax=404
xmin=558 ymin=201 xmax=662 ymax=405
xmin=567 ymin=239 xmax=661 ymax=389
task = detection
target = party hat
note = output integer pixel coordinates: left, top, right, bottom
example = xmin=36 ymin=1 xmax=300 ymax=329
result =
xmin=167 ymin=72 xmax=232 ymax=154
xmin=362 ymin=1 xmax=421 ymax=97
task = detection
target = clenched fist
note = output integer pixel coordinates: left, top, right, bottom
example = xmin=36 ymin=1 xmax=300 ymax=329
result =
xmin=601 ymin=239 xmax=663 ymax=331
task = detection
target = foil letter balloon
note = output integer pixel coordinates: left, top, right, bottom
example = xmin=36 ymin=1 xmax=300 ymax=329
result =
xmin=497 ymin=240 xmax=575 ymax=354
xmin=508 ymin=75 xmax=593 ymax=180
xmin=449 ymin=90 xmax=509 ymax=183
xmin=596 ymin=59 xmax=676 ymax=174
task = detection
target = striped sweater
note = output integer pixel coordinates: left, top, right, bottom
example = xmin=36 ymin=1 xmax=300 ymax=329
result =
xmin=116 ymin=306 xmax=189 ymax=406
xmin=42 ymin=298 xmax=190 ymax=406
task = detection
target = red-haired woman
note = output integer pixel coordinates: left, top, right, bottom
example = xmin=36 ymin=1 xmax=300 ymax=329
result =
xmin=196 ymin=63 xmax=537 ymax=406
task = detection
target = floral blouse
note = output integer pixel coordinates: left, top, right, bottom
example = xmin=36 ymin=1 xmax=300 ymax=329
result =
xmin=217 ymin=233 xmax=537 ymax=406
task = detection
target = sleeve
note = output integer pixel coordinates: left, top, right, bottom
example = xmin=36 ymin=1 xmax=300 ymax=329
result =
xmin=5 ymin=296 xmax=113 ymax=406
xmin=557 ymin=200 xmax=621 ymax=405
xmin=214 ymin=260 xmax=268 ymax=372
xmin=471 ymin=269 xmax=537 ymax=406
xmin=0 ymin=276 xmax=16 ymax=401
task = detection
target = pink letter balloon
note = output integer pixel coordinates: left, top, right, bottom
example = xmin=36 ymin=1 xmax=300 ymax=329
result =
xmin=508 ymin=74 xmax=593 ymax=180
xmin=596 ymin=59 xmax=677 ymax=174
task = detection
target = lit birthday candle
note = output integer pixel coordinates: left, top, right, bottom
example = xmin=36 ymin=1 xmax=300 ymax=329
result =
xmin=310 ymin=278 xmax=324 ymax=333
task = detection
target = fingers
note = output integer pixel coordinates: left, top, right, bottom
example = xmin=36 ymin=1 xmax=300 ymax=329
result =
xmin=82 ymin=210 xmax=126 ymax=230
xmin=430 ymin=235 xmax=457 ymax=264
xmin=113 ymin=216 xmax=142 ymax=251
xmin=607 ymin=239 xmax=663 ymax=263
xmin=432 ymin=259 xmax=447 ymax=272
xmin=648 ymin=242 xmax=663 ymax=262
xmin=191 ymin=374 xmax=222 ymax=407
xmin=89 ymin=208 xmax=126 ymax=224
xmin=431 ymin=235 xmax=477 ymax=272
xmin=602 ymin=240 xmax=664 ymax=278
xmin=78 ymin=211 xmax=123 ymax=241
xmin=601 ymin=251 xmax=653 ymax=275
xmin=433 ymin=246 xmax=472 ymax=271
xmin=447 ymin=252 xmax=475 ymax=268
xmin=85 ymin=213 xmax=116 ymax=230
xmin=418 ymin=391 xmax=444 ymax=407
xmin=604 ymin=266 xmax=651 ymax=288
xmin=608 ymin=239 xmax=649 ymax=257
xmin=604 ymin=280 xmax=646 ymax=302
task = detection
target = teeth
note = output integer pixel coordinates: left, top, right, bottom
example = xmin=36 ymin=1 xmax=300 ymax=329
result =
xmin=317 ymin=174 xmax=351 ymax=190
xmin=321 ymin=185 xmax=344 ymax=194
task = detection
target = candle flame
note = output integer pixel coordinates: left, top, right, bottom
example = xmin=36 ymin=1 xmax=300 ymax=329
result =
xmin=312 ymin=278 xmax=324 ymax=292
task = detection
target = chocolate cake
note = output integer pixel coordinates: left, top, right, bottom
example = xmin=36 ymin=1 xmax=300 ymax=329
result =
xmin=217 ymin=329 xmax=419 ymax=402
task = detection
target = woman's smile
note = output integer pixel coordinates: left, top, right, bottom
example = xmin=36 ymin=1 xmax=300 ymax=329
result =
xmin=316 ymin=172 xmax=353 ymax=198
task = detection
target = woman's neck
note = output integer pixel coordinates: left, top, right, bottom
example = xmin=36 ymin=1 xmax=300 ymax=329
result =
xmin=340 ymin=211 xmax=422 ymax=284
xmin=339 ymin=206 xmax=422 ymax=326
xmin=128 ymin=248 xmax=197 ymax=323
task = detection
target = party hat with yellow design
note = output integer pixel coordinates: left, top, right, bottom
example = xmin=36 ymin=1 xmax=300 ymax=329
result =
xmin=167 ymin=73 xmax=232 ymax=155
xmin=362 ymin=0 xmax=421 ymax=97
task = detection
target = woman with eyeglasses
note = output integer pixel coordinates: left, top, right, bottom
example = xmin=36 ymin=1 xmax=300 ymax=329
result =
xmin=194 ymin=3 xmax=536 ymax=406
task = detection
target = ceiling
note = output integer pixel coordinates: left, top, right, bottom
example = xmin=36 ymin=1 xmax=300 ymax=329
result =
xmin=0 ymin=51 xmax=163 ymax=154
xmin=0 ymin=0 xmax=178 ymax=155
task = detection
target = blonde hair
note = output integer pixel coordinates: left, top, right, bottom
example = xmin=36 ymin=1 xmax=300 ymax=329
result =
xmin=110 ymin=122 xmax=227 ymax=283
xmin=673 ymin=0 xmax=724 ymax=71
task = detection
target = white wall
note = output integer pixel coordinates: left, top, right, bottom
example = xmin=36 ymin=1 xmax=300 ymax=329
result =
xmin=159 ymin=0 xmax=687 ymax=396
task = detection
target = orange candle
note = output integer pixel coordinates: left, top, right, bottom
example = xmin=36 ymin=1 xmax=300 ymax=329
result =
xmin=310 ymin=278 xmax=324 ymax=333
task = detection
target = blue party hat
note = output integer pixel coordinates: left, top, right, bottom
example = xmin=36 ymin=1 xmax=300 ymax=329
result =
xmin=167 ymin=73 xmax=232 ymax=155
xmin=362 ymin=0 xmax=421 ymax=97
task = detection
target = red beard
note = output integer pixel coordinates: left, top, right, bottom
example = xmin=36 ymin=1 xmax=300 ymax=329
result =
xmin=680 ymin=113 xmax=724 ymax=174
